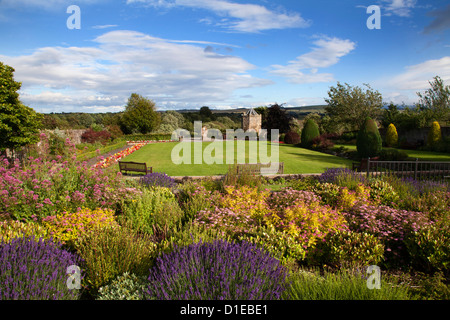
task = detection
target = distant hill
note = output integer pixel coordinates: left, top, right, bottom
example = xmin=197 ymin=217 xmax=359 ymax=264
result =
xmin=175 ymin=105 xmax=327 ymax=114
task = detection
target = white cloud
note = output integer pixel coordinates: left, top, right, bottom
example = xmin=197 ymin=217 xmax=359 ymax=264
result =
xmin=382 ymin=0 xmax=417 ymax=17
xmin=386 ymin=56 xmax=450 ymax=91
xmin=270 ymin=37 xmax=356 ymax=84
xmin=1 ymin=30 xmax=271 ymax=112
xmin=126 ymin=0 xmax=310 ymax=32
xmin=92 ymin=25 xmax=118 ymax=29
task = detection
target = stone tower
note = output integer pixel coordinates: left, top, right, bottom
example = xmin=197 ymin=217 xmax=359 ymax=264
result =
xmin=242 ymin=108 xmax=262 ymax=133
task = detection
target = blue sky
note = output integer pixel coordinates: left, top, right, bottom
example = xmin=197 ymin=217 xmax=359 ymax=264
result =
xmin=0 ymin=0 xmax=449 ymax=113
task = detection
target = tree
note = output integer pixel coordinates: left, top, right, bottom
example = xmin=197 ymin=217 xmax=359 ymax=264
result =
xmin=119 ymin=93 xmax=161 ymax=134
xmin=301 ymin=119 xmax=320 ymax=148
xmin=0 ymin=62 xmax=42 ymax=156
xmin=199 ymin=106 xmax=216 ymax=122
xmin=385 ymin=123 xmax=398 ymax=147
xmin=325 ymin=82 xmax=383 ymax=131
xmin=381 ymin=103 xmax=401 ymax=129
xmin=416 ymin=76 xmax=450 ymax=125
xmin=264 ymin=104 xmax=292 ymax=136
xmin=356 ymin=117 xmax=382 ymax=158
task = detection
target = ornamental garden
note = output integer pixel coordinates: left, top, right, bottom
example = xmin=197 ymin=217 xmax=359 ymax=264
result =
xmin=1 ymin=62 xmax=450 ymax=300
xmin=1 ymin=130 xmax=449 ymax=300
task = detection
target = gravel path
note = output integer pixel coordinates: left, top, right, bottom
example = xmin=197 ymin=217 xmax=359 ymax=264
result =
xmin=84 ymin=144 xmax=132 ymax=167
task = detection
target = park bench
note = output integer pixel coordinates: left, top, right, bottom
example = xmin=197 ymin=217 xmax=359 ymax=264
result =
xmin=236 ymin=162 xmax=284 ymax=175
xmin=119 ymin=161 xmax=152 ymax=175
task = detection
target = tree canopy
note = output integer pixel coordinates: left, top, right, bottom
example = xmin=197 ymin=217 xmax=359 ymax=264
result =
xmin=263 ymin=104 xmax=292 ymax=135
xmin=119 ymin=93 xmax=161 ymax=134
xmin=0 ymin=62 xmax=42 ymax=154
xmin=325 ymin=82 xmax=383 ymax=131
xmin=416 ymin=76 xmax=450 ymax=125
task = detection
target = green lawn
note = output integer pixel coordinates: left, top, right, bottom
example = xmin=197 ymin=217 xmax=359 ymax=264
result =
xmin=120 ymin=141 xmax=353 ymax=176
xmin=335 ymin=144 xmax=450 ymax=162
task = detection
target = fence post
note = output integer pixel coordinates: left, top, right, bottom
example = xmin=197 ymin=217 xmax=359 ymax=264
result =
xmin=414 ymin=158 xmax=418 ymax=180
xmin=367 ymin=157 xmax=370 ymax=178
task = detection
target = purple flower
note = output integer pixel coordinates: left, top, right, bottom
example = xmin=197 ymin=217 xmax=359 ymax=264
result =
xmin=145 ymin=240 xmax=288 ymax=300
xmin=140 ymin=172 xmax=176 ymax=189
xmin=0 ymin=236 xmax=84 ymax=300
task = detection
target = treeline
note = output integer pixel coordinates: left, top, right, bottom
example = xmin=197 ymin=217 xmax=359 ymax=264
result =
xmin=41 ymin=107 xmax=243 ymax=134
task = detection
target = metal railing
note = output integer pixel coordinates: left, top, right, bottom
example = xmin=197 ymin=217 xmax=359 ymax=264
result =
xmin=366 ymin=158 xmax=450 ymax=182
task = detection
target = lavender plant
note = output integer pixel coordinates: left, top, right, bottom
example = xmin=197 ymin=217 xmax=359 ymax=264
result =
xmin=140 ymin=172 xmax=176 ymax=189
xmin=318 ymin=168 xmax=366 ymax=189
xmin=146 ymin=239 xmax=288 ymax=300
xmin=0 ymin=236 xmax=84 ymax=300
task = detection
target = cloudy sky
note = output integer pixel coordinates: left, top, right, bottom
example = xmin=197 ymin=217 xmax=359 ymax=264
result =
xmin=0 ymin=0 xmax=449 ymax=113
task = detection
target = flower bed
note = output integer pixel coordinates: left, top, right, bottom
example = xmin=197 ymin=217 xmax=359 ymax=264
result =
xmin=93 ymin=143 xmax=147 ymax=169
xmin=126 ymin=140 xmax=176 ymax=144
xmin=1 ymin=160 xmax=449 ymax=300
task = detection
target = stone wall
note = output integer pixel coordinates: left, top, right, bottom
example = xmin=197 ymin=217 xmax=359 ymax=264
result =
xmin=42 ymin=129 xmax=88 ymax=145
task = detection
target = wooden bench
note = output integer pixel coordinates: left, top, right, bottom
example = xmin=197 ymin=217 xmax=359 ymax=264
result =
xmin=118 ymin=161 xmax=152 ymax=175
xmin=236 ymin=162 xmax=284 ymax=175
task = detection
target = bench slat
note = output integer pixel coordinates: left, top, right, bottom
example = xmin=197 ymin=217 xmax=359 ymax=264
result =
xmin=119 ymin=161 xmax=152 ymax=175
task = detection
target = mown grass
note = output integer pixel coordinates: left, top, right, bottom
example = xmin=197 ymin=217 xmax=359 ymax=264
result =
xmin=119 ymin=141 xmax=354 ymax=176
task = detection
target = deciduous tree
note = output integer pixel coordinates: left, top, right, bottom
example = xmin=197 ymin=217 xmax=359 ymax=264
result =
xmin=416 ymin=76 xmax=450 ymax=125
xmin=0 ymin=62 xmax=42 ymax=156
xmin=325 ymin=82 xmax=383 ymax=131
xmin=119 ymin=93 xmax=161 ymax=134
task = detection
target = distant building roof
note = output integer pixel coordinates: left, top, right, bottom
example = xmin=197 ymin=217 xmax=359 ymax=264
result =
xmin=245 ymin=108 xmax=259 ymax=116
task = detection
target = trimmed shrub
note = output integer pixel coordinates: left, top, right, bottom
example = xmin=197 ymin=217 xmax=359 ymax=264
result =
xmin=356 ymin=117 xmax=382 ymax=158
xmin=0 ymin=236 xmax=83 ymax=300
xmin=427 ymin=121 xmax=442 ymax=147
xmin=284 ymin=131 xmax=301 ymax=144
xmin=385 ymin=123 xmax=398 ymax=147
xmin=96 ymin=272 xmax=148 ymax=300
xmin=301 ymin=119 xmax=320 ymax=148
xmin=145 ymin=239 xmax=288 ymax=300
xmin=75 ymin=225 xmax=157 ymax=292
